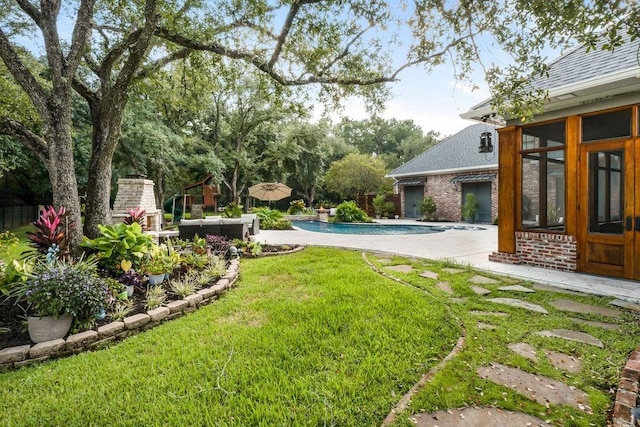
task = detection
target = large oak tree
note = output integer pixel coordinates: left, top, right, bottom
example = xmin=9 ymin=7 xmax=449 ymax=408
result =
xmin=0 ymin=0 xmax=636 ymax=248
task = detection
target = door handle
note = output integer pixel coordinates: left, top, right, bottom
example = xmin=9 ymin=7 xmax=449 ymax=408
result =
xmin=636 ymin=217 xmax=640 ymax=232
xmin=626 ymin=216 xmax=633 ymax=231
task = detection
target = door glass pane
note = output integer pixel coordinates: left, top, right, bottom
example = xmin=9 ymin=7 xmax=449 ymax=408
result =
xmin=588 ymin=150 xmax=624 ymax=234
xmin=582 ymin=109 xmax=632 ymax=142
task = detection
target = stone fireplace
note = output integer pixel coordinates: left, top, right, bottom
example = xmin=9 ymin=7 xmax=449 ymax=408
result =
xmin=112 ymin=177 xmax=163 ymax=232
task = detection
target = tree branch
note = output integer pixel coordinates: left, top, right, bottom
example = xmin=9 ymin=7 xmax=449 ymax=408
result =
xmin=15 ymin=0 xmax=42 ymax=26
xmin=0 ymin=29 xmax=48 ymax=116
xmin=66 ymin=0 xmax=95 ymax=71
xmin=0 ymin=118 xmax=49 ymax=164
xmin=268 ymin=2 xmax=301 ymax=68
xmin=133 ymin=48 xmax=191 ymax=82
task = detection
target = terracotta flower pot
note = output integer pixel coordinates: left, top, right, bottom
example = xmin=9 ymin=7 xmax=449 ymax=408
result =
xmin=28 ymin=314 xmax=73 ymax=343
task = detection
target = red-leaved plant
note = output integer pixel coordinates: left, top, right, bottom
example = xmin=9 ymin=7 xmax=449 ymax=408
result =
xmin=27 ymin=205 xmax=74 ymax=259
xmin=124 ymin=207 xmax=147 ymax=230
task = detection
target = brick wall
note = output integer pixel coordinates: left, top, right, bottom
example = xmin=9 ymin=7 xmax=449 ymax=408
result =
xmin=490 ymin=231 xmax=577 ymax=271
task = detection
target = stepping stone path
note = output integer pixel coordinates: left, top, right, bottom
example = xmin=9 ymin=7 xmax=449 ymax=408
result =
xmin=477 ymin=322 xmax=496 ymax=330
xmin=508 ymin=343 xmax=583 ymax=372
xmin=508 ymin=342 xmax=538 ymax=362
xmin=469 ymin=311 xmax=508 ymax=317
xmin=412 ymin=407 xmax=547 ymax=426
xmin=376 ymin=258 xmax=393 ymax=264
xmin=442 ymin=267 xmax=465 ymax=274
xmin=498 ymin=285 xmax=535 ymax=293
xmin=470 ymin=275 xmax=499 ymax=285
xmin=532 ymin=283 xmax=583 ymax=296
xmin=487 ymin=298 xmax=548 ymax=314
xmin=610 ymin=299 xmax=640 ymax=312
xmin=419 ymin=270 xmax=439 ymax=280
xmin=549 ymin=299 xmax=621 ymax=319
xmin=435 ymin=281 xmax=454 ymax=294
xmin=546 ymin=350 xmax=582 ymax=373
xmin=477 ymin=363 xmax=591 ymax=411
xmin=536 ymin=329 xmax=604 ymax=348
xmin=471 ymin=286 xmax=491 ymax=295
xmin=386 ymin=264 xmax=415 ymax=273
xmin=568 ymin=317 xmax=621 ymax=331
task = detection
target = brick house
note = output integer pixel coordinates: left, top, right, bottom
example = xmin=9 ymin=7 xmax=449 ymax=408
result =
xmin=387 ymin=124 xmax=499 ymax=222
xmin=461 ymin=31 xmax=640 ymax=279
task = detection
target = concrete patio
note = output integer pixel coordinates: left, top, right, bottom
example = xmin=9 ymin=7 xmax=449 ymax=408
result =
xmin=256 ymin=219 xmax=640 ymax=304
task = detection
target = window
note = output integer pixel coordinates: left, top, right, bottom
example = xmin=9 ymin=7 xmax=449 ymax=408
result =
xmin=582 ymin=108 xmax=632 ymax=142
xmin=521 ymin=120 xmax=566 ymax=231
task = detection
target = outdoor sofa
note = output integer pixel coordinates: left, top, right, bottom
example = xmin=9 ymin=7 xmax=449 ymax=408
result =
xmin=178 ymin=215 xmax=259 ymax=241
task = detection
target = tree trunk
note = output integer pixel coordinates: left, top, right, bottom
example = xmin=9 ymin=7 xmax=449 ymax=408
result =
xmin=46 ymin=112 xmax=83 ymax=250
xmin=83 ymin=103 xmax=126 ymax=238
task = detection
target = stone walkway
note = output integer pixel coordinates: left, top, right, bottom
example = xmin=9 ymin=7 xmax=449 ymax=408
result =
xmin=365 ymin=253 xmax=640 ymax=427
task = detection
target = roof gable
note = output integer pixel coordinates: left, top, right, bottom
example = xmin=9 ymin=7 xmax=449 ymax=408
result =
xmin=387 ymin=124 xmax=498 ymax=177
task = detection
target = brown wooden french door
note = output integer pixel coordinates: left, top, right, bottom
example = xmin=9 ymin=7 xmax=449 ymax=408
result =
xmin=578 ymin=138 xmax=640 ymax=279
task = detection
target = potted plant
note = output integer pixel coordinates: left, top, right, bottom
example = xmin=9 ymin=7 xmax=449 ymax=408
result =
xmin=462 ymin=193 xmax=479 ymax=223
xmin=143 ymin=256 xmax=171 ymax=285
xmin=420 ymin=197 xmax=437 ymax=221
xmin=118 ymin=268 xmax=144 ymax=296
xmin=13 ymin=257 xmax=109 ymax=343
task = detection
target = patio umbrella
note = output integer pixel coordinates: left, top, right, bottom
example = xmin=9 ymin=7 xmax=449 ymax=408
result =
xmin=248 ymin=182 xmax=292 ymax=202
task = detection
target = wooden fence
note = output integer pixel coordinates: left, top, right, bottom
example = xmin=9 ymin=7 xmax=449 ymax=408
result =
xmin=0 ymin=206 xmax=39 ymax=231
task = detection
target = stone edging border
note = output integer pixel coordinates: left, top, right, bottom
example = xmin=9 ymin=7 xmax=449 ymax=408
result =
xmin=0 ymin=258 xmax=241 ymax=371
xmin=613 ymin=346 xmax=640 ymax=427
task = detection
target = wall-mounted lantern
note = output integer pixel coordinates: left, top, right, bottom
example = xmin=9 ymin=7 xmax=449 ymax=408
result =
xmin=479 ymin=131 xmax=493 ymax=153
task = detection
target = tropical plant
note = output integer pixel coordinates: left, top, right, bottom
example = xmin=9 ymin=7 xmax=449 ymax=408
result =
xmin=252 ymin=207 xmax=292 ymax=230
xmin=143 ymin=244 xmax=178 ymax=275
xmin=333 ymin=201 xmax=370 ymax=223
xmin=181 ymin=253 xmax=210 ymax=270
xmin=287 ymin=199 xmax=306 ymax=215
xmin=144 ymin=286 xmax=167 ymax=310
xmin=420 ymin=197 xmax=437 ymax=221
xmin=124 ymin=207 xmax=147 ymax=229
xmin=170 ymin=275 xmax=198 ymax=298
xmin=81 ymin=222 xmax=155 ymax=274
xmin=117 ymin=269 xmax=144 ymax=289
xmin=383 ymin=201 xmax=396 ymax=218
xmin=190 ymin=235 xmax=207 ymax=255
xmin=205 ymin=235 xmax=231 ymax=256
xmin=27 ymin=205 xmax=74 ymax=260
xmin=222 ymin=202 xmax=243 ymax=218
xmin=109 ymin=300 xmax=134 ymax=321
xmin=462 ymin=193 xmax=479 ymax=222
xmin=12 ymin=256 xmax=109 ymax=328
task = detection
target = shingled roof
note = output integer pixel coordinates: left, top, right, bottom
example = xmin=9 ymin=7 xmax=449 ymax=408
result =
xmin=387 ymin=124 xmax=498 ymax=178
xmin=462 ymin=31 xmax=640 ymax=120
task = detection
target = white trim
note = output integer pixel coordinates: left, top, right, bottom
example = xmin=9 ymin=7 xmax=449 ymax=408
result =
xmin=461 ymin=66 xmax=640 ymax=121
xmin=388 ymin=164 xmax=498 ymax=178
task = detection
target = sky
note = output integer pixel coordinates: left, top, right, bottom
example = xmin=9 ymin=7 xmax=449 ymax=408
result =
xmin=330 ymin=65 xmax=492 ymax=138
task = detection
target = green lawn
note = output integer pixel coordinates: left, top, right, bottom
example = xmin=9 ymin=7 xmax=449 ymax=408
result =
xmin=1 ymin=247 xmax=638 ymax=426
xmin=0 ymin=248 xmax=458 ymax=426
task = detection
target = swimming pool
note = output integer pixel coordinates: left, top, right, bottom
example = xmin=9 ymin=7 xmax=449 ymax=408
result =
xmin=291 ymin=221 xmax=485 ymax=235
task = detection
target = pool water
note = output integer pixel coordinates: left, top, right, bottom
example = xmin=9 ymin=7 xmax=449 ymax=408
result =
xmin=291 ymin=221 xmax=485 ymax=235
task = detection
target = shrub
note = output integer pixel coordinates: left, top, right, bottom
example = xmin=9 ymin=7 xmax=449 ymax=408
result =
xmin=222 ymin=202 xmax=243 ymax=218
xmin=372 ymin=195 xmax=386 ymax=217
xmin=420 ymin=197 xmax=437 ymax=220
xmin=333 ymin=201 xmax=370 ymax=223
xmin=287 ymin=199 xmax=306 ymax=215
xmin=252 ymin=207 xmax=292 ymax=230
xmin=124 ymin=207 xmax=147 ymax=230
